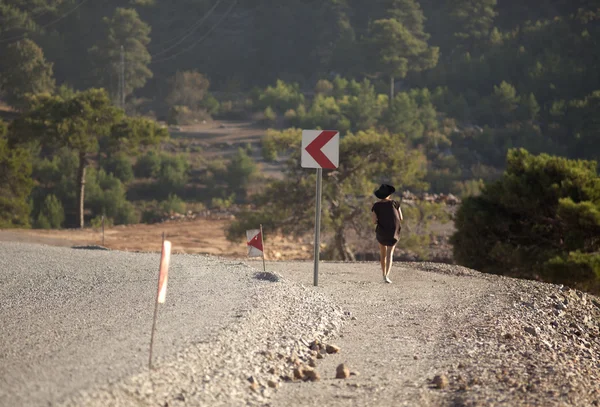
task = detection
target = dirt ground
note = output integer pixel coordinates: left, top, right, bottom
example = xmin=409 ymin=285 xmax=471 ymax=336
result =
xmin=0 ymin=218 xmax=313 ymax=260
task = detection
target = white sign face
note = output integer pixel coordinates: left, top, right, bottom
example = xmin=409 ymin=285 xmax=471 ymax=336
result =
xmin=301 ymin=130 xmax=339 ymax=169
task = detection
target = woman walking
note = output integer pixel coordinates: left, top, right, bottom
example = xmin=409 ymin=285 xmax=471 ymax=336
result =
xmin=371 ymin=184 xmax=403 ymax=283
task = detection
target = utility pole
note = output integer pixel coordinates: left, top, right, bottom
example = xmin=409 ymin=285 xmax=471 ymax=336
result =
xmin=120 ymin=45 xmax=125 ymax=109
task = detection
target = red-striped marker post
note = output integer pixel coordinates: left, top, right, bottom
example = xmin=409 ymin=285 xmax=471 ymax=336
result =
xmin=149 ymin=233 xmax=171 ymax=369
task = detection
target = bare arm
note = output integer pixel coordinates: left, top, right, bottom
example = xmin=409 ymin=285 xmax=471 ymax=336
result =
xmin=398 ymin=205 xmax=403 ymax=221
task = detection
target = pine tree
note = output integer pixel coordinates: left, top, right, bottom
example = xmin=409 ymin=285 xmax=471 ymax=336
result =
xmin=89 ymin=8 xmax=152 ymax=104
xmin=0 ymin=119 xmax=33 ymax=228
xmin=448 ymin=0 xmax=497 ymax=53
xmin=367 ymin=0 xmax=438 ymax=102
xmin=0 ymin=39 xmax=55 ymax=110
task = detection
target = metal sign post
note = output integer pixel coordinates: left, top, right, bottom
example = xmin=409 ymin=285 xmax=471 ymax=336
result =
xmin=313 ymin=168 xmax=323 ymax=286
xmin=301 ymin=129 xmax=339 ymax=287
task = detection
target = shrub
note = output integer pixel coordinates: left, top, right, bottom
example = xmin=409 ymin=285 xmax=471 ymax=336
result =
xmin=156 ymin=154 xmax=190 ymax=194
xmin=85 ymin=168 xmax=138 ymax=225
xmin=134 ymin=150 xmax=162 ymax=178
xmin=300 ymin=95 xmax=342 ymax=130
xmin=101 ymin=153 xmax=134 ymax=183
xmin=114 ymin=201 xmax=139 ymax=225
xmin=91 ymin=215 xmax=113 ymax=229
xmin=211 ymin=195 xmax=235 ymax=210
xmin=451 ymin=149 xmax=600 ymax=293
xmin=160 ymin=193 xmax=186 ymax=215
xmin=166 ymin=70 xmax=210 ymax=110
xmin=315 ymin=79 xmax=333 ymax=95
xmin=257 ymin=80 xmax=305 ymax=113
xmin=226 ymin=148 xmax=258 ymax=201
xmin=34 ymin=194 xmax=64 ymax=229
xmin=262 ymin=106 xmax=277 ymax=125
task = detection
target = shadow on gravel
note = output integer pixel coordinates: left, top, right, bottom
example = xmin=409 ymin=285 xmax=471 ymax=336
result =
xmin=254 ymin=271 xmax=281 ymax=282
xmin=71 ymin=245 xmax=110 ymax=251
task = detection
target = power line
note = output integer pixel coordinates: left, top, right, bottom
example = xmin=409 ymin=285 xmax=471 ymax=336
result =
xmin=150 ymin=0 xmax=237 ymax=65
xmin=0 ymin=0 xmax=91 ymax=44
xmin=149 ymin=0 xmax=224 ymax=56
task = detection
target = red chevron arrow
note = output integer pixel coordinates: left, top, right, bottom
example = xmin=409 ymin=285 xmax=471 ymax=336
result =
xmin=305 ymin=130 xmax=337 ymax=169
xmin=247 ymin=231 xmax=263 ymax=251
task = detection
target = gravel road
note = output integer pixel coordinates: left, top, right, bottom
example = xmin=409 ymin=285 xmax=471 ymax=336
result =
xmin=1 ymin=242 xmax=598 ymax=406
xmin=256 ymin=260 xmax=600 ymax=406
xmin=0 ymin=242 xmax=260 ymax=406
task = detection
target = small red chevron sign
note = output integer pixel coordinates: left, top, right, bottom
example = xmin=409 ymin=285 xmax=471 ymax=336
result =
xmin=301 ymin=130 xmax=339 ymax=169
xmin=246 ymin=229 xmax=263 ymax=257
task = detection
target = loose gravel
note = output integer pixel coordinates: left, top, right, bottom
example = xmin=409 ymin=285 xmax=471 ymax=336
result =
xmin=2 ymin=241 xmax=599 ymax=407
xmin=0 ymin=242 xmax=344 ymax=407
xmin=261 ymin=260 xmax=600 ymax=407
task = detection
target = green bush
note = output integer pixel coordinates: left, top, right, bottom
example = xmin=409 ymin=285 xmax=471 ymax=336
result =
xmin=300 ymin=95 xmax=342 ymax=130
xmin=315 ymin=79 xmax=333 ymax=95
xmin=114 ymin=200 xmax=139 ymax=225
xmin=226 ymin=148 xmax=257 ymax=201
xmin=257 ymin=80 xmax=305 ymax=113
xmin=101 ymin=153 xmax=134 ymax=183
xmin=211 ymin=195 xmax=235 ymax=210
xmin=160 ymin=193 xmax=186 ymax=214
xmin=85 ymin=168 xmax=138 ymax=225
xmin=134 ymin=150 xmax=162 ymax=178
xmin=451 ymin=149 xmax=600 ymax=293
xmin=90 ymin=215 xmax=112 ymax=229
xmin=34 ymin=194 xmax=64 ymax=229
xmin=156 ymin=154 xmax=190 ymax=195
xmin=262 ymin=106 xmax=277 ymax=125
xmin=200 ymin=92 xmax=220 ymax=115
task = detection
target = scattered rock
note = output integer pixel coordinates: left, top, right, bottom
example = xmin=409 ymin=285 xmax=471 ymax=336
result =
xmin=326 ymin=344 xmax=341 ymax=354
xmin=293 ymin=367 xmax=305 ymax=381
xmin=432 ymin=374 xmax=449 ymax=389
xmin=303 ymin=367 xmax=320 ymax=382
xmin=524 ymin=326 xmax=538 ymax=337
xmin=308 ymin=357 xmax=317 ymax=367
xmin=336 ymin=364 xmax=350 ymax=379
xmin=316 ymin=352 xmax=324 ymax=359
xmin=267 ymin=380 xmax=279 ymax=389
xmin=413 ymin=355 xmax=419 ymax=360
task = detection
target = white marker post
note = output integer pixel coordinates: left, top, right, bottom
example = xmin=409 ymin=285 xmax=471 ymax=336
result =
xmin=149 ymin=233 xmax=171 ymax=369
xmin=301 ymin=130 xmax=339 ymax=287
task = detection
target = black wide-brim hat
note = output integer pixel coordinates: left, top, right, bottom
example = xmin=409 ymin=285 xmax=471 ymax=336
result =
xmin=374 ymin=184 xmax=395 ymax=199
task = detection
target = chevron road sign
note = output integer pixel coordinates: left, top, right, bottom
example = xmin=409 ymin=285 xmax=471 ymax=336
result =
xmin=301 ymin=130 xmax=339 ymax=169
xmin=301 ymin=129 xmax=340 ymax=287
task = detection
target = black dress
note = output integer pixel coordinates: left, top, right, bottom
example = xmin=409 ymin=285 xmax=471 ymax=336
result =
xmin=371 ymin=200 xmax=402 ymax=247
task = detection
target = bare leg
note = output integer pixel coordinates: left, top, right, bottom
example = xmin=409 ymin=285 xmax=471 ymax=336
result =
xmin=385 ymin=244 xmax=396 ymax=282
xmin=378 ymin=243 xmax=386 ymax=279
